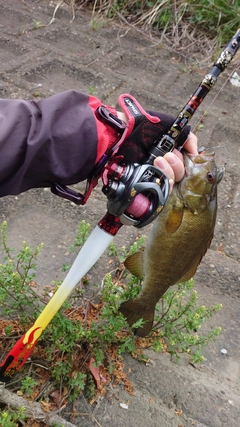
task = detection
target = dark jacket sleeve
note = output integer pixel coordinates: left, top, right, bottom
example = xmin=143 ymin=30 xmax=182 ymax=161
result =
xmin=0 ymin=90 xmax=117 ymax=197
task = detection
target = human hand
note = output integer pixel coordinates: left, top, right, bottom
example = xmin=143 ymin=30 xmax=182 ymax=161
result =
xmin=116 ymin=94 xmax=197 ymax=193
xmin=153 ymin=132 xmax=198 ymax=191
xmin=116 ymin=94 xmax=191 ymax=165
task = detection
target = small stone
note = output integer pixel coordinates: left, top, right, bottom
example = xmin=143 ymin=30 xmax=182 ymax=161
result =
xmin=120 ymin=403 xmax=129 ymax=409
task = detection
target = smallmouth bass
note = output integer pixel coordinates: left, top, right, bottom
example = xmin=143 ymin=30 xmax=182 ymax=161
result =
xmin=120 ymin=152 xmax=224 ymax=337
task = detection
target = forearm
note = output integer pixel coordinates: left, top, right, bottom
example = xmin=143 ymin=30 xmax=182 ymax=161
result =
xmin=0 ymin=90 xmax=118 ymax=197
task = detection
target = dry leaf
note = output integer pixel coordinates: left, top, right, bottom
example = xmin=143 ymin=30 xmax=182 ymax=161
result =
xmin=89 ymin=357 xmax=101 ymax=389
xmin=40 ymin=400 xmax=52 ymax=412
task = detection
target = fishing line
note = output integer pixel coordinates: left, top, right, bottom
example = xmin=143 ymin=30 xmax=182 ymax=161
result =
xmin=210 ymin=127 xmax=240 ymax=168
xmin=193 ymin=60 xmax=240 ymax=135
xmin=208 ymin=142 xmax=230 ymax=168
xmin=193 ymin=59 xmax=240 ymax=169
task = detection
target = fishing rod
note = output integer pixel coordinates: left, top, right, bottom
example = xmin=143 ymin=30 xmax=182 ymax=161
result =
xmin=0 ymin=29 xmax=240 ymax=382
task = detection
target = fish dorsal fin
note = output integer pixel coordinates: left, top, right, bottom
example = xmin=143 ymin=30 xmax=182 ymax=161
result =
xmin=124 ymin=250 xmax=144 ymax=278
xmin=166 ymin=202 xmax=184 ymax=233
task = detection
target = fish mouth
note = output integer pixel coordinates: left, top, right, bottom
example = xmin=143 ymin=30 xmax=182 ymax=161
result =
xmin=183 ymin=151 xmax=215 ymax=174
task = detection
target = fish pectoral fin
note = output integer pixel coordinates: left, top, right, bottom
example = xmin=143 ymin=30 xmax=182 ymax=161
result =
xmin=185 ymin=194 xmax=208 ymax=214
xmin=119 ymin=299 xmax=155 ymax=337
xmin=124 ymin=250 xmax=144 ymax=278
xmin=166 ymin=203 xmax=184 ymax=233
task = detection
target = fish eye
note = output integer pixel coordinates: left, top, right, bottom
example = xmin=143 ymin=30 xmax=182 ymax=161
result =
xmin=207 ymin=172 xmax=215 ymax=181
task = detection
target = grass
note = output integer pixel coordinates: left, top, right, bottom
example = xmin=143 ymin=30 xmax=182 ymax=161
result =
xmin=67 ymin=0 xmax=240 ymax=57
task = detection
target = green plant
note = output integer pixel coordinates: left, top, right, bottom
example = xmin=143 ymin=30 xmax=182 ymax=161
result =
xmin=186 ymin=0 xmax=240 ymax=44
xmin=44 ymin=270 xmax=138 ymax=400
xmin=0 ymin=406 xmax=26 ymax=427
xmin=20 ymin=376 xmax=38 ymax=397
xmin=88 ymin=85 xmax=96 ymax=96
xmin=152 ymin=279 xmax=222 ymax=363
xmin=87 ymin=0 xmax=240 ymax=53
xmin=0 ymin=220 xmax=222 ymax=406
xmin=33 ymin=19 xmax=42 ymax=29
xmin=0 ymin=221 xmax=44 ymax=328
xmin=109 ymin=234 xmax=146 ymax=262
xmin=62 ymin=220 xmax=91 ymax=271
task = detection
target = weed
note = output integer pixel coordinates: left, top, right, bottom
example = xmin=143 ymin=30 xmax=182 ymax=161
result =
xmin=0 ymin=221 xmax=44 ymax=328
xmin=20 ymin=376 xmax=38 ymax=397
xmin=0 ymin=407 xmax=26 ymax=427
xmin=186 ymin=0 xmax=240 ymax=44
xmin=152 ymin=279 xmax=222 ymax=363
xmin=31 ymin=91 xmax=41 ymax=98
xmin=86 ymin=0 xmax=240 ymax=53
xmin=33 ymin=19 xmax=42 ymax=29
xmin=88 ymin=85 xmax=96 ymax=96
xmin=90 ymin=15 xmax=102 ymax=31
xmin=0 ymin=220 xmax=222 ymax=409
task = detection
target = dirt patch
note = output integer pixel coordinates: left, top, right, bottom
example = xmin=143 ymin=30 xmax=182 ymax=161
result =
xmin=0 ymin=1 xmax=240 ymax=426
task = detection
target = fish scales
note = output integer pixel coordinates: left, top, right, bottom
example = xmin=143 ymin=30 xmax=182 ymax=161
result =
xmin=120 ymin=152 xmax=224 ymax=337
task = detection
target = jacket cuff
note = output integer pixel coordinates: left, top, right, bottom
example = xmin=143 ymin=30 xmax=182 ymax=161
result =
xmin=88 ymin=96 xmax=119 ymax=163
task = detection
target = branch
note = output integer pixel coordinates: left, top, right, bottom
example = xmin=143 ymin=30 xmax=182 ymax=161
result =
xmin=0 ymin=384 xmax=77 ymax=427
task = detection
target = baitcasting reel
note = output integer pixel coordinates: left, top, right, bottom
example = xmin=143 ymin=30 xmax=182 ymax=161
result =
xmin=101 ymin=158 xmax=169 ymax=228
xmin=51 ymin=158 xmax=169 ymax=229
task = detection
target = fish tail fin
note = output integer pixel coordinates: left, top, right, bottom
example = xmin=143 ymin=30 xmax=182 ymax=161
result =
xmin=119 ymin=299 xmax=155 ymax=337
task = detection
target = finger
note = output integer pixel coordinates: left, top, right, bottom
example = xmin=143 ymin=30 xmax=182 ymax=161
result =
xmin=154 ymin=156 xmax=175 ymax=182
xmin=153 ymin=156 xmax=176 ymax=194
xmin=184 ymin=132 xmax=198 ymax=155
xmin=163 ymin=152 xmax=185 ymax=182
